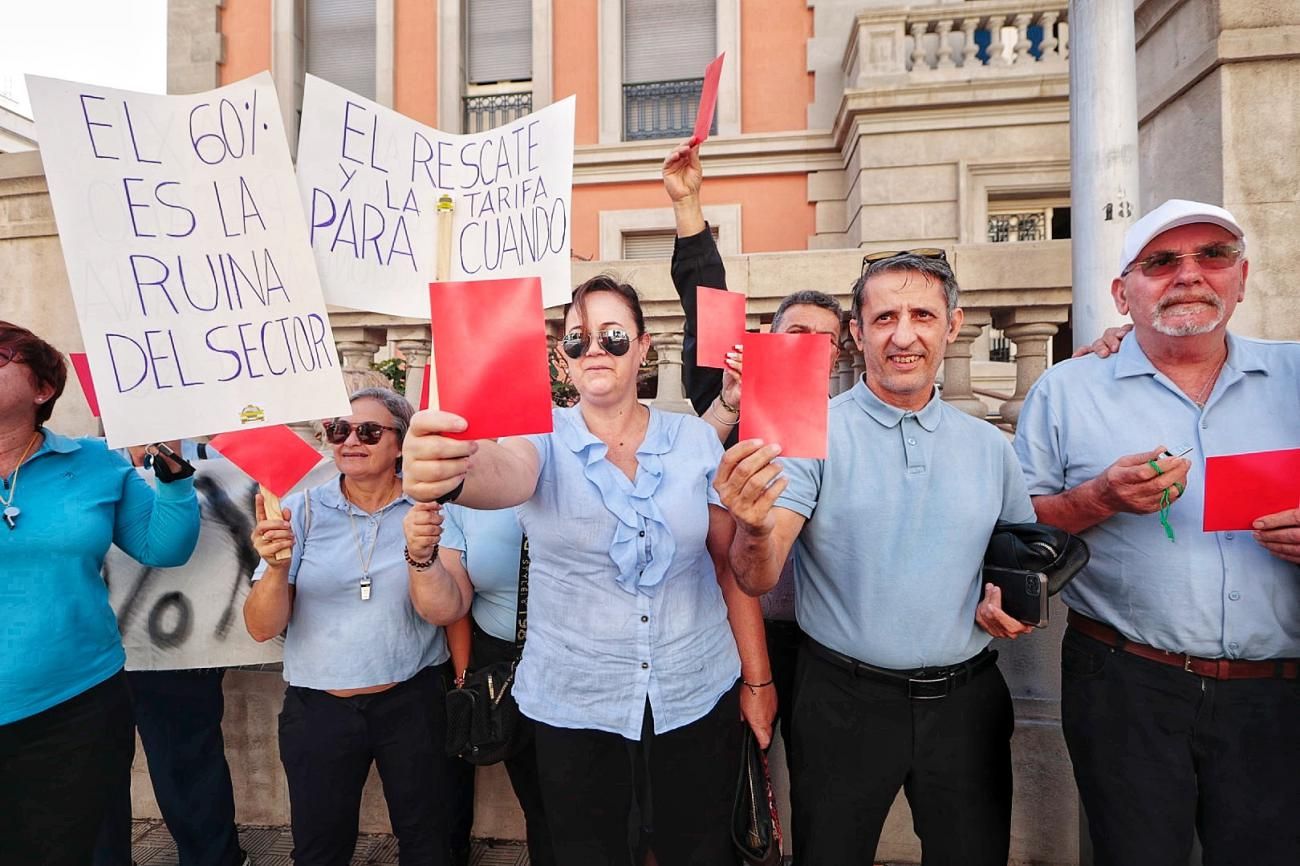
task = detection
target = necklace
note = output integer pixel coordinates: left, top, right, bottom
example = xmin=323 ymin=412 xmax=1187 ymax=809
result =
xmin=1 ymin=431 xmax=41 ymax=530
xmin=1191 ymin=351 xmax=1228 ymax=409
xmin=344 ymin=478 xmax=400 ymax=601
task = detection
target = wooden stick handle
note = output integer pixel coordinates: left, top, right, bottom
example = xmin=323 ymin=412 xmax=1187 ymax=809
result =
xmin=261 ymin=485 xmax=291 ymax=561
xmin=427 ymin=193 xmax=454 ymax=413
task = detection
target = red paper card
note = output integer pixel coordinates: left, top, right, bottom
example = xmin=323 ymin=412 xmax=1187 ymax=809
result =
xmin=739 ymin=332 xmax=832 ymax=459
xmin=697 ymin=286 xmax=746 ymax=369
xmin=1203 ymin=447 xmax=1300 ymax=531
xmin=428 ymin=277 xmax=553 ymax=439
xmin=689 ymin=53 xmax=725 ymax=146
xmin=69 ymin=352 xmax=100 ymax=417
xmin=419 ymin=362 xmax=432 ymax=412
xmin=208 ymin=425 xmax=324 ymax=498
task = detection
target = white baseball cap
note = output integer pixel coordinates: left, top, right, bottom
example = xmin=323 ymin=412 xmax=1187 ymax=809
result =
xmin=1119 ymin=199 xmax=1245 ymax=275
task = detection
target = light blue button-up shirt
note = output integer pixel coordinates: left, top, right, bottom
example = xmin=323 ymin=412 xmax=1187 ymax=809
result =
xmin=441 ymin=504 xmax=525 ymax=643
xmin=253 ymin=476 xmax=448 ymax=689
xmin=1014 ymin=332 xmax=1300 ymax=660
xmin=776 ymin=380 xmax=1036 ymax=670
xmin=512 ymin=405 xmax=739 ymax=739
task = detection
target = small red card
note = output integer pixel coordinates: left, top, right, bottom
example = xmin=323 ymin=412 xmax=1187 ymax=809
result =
xmin=1203 ymin=447 xmax=1300 ymax=531
xmin=208 ymin=425 xmax=325 ymax=498
xmin=428 ymin=278 xmax=553 ymax=440
xmin=738 ymin=332 xmax=832 ymax=459
xmin=69 ymin=352 xmax=100 ymax=417
xmin=697 ymin=286 xmax=746 ymax=369
xmin=689 ymin=53 xmax=725 ymax=147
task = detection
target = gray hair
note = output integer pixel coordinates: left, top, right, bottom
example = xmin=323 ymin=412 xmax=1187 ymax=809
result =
xmin=771 ymin=290 xmax=844 ymax=332
xmin=851 ymin=254 xmax=960 ymax=323
xmin=348 ymin=386 xmax=413 ymax=446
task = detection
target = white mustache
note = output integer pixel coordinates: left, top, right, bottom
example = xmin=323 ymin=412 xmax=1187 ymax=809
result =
xmin=1156 ymin=294 xmax=1224 ymax=315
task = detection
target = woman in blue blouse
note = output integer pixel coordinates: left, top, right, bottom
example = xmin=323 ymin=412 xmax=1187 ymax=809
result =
xmin=401 ymin=277 xmax=776 ymax=865
xmin=0 ymin=322 xmax=201 ymax=866
xmin=245 ymin=386 xmax=456 ymax=866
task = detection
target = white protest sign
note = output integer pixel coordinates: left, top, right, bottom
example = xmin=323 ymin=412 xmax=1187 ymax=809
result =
xmin=26 ymin=73 xmax=351 ymax=447
xmin=296 ymin=75 xmax=575 ymax=315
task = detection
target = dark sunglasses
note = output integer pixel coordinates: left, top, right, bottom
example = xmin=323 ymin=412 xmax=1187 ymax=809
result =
xmin=561 ymin=328 xmax=633 ymax=360
xmin=861 ymin=248 xmax=947 ymax=276
xmin=323 ymin=419 xmax=398 ymax=445
xmin=1121 ymin=242 xmax=1242 ymax=278
xmin=0 ymin=347 xmax=22 ymax=367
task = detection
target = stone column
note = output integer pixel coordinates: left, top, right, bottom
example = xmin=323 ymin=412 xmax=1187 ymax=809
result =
xmin=651 ymin=331 xmax=693 ymax=413
xmin=992 ymin=307 xmax=1068 ymax=426
xmin=940 ymin=311 xmax=989 ymax=418
xmin=333 ymin=326 xmax=388 ymax=373
xmin=390 ymin=325 xmax=433 ymax=409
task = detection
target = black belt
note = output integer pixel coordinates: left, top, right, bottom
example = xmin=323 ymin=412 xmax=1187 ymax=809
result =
xmin=805 ymin=638 xmax=998 ymax=700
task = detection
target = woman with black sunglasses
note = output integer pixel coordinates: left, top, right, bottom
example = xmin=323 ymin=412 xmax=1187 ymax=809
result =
xmin=400 ymin=276 xmax=776 ymax=865
xmin=244 ymin=386 xmax=458 ymax=866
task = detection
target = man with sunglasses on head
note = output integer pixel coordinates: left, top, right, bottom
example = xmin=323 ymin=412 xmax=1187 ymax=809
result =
xmin=714 ymin=241 xmax=1037 ymax=865
xmin=1013 ymin=200 xmax=1300 ymax=866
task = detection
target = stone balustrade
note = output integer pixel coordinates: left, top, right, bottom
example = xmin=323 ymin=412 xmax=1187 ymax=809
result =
xmin=331 ymin=240 xmax=1072 ymax=431
xmin=844 ymin=0 xmax=1069 ymax=86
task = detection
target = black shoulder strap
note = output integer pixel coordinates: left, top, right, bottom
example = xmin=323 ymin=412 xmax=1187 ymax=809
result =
xmin=513 ymin=533 xmax=529 ymax=657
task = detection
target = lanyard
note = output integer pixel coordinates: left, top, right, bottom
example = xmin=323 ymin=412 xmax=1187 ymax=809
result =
xmin=346 ymin=505 xmax=393 ymax=601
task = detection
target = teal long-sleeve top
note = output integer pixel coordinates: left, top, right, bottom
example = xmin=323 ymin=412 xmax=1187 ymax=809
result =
xmin=0 ymin=429 xmax=200 ymax=725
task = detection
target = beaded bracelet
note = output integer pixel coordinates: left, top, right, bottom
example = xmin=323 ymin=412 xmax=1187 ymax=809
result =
xmin=404 ymin=544 xmax=438 ymax=571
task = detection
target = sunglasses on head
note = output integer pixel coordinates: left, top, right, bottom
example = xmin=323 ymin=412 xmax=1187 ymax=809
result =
xmin=560 ymin=328 xmax=633 ymax=360
xmin=0 ymin=347 xmax=22 ymax=367
xmin=1121 ymin=242 xmax=1242 ymax=278
xmin=861 ymin=248 xmax=947 ymax=276
xmin=323 ymin=419 xmax=398 ymax=445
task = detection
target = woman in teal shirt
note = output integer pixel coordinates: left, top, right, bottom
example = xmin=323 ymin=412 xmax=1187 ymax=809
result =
xmin=0 ymin=322 xmax=201 ymax=866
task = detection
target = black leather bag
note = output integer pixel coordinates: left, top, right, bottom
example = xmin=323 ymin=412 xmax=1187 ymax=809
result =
xmin=984 ymin=521 xmax=1090 ymax=596
xmin=731 ymin=727 xmax=782 ymax=866
xmin=444 ymin=535 xmax=530 ymax=766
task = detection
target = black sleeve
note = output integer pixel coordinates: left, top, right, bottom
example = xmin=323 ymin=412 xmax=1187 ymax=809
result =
xmin=670 ymin=225 xmax=727 ymax=417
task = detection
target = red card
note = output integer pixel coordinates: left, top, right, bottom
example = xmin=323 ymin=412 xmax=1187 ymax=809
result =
xmin=1203 ymin=447 xmax=1300 ymax=531
xmin=697 ymin=286 xmax=746 ymax=369
xmin=419 ymin=362 xmax=432 ymax=412
xmin=689 ymin=53 xmax=725 ymax=146
xmin=208 ymin=425 xmax=324 ymax=498
xmin=739 ymin=332 xmax=832 ymax=459
xmin=428 ymin=278 xmax=553 ymax=439
xmin=69 ymin=352 xmax=100 ymax=417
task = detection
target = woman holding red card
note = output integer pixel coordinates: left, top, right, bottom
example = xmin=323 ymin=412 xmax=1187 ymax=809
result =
xmin=245 ymin=386 xmax=458 ymax=866
xmin=399 ymin=276 xmax=775 ymax=865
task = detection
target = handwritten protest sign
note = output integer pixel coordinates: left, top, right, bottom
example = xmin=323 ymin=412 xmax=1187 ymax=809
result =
xmin=296 ymin=75 xmax=576 ymax=315
xmin=26 ymin=73 xmax=351 ymax=447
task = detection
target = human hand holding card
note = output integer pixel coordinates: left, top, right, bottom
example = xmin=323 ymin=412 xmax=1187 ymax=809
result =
xmin=738 ymin=332 xmax=832 ymax=459
xmin=210 ymin=425 xmax=326 ymax=557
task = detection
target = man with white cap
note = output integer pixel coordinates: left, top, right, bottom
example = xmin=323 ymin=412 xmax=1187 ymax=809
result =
xmin=1014 ymin=200 xmax=1300 ymax=865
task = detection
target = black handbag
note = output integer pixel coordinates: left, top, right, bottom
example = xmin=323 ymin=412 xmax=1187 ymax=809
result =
xmin=984 ymin=521 xmax=1090 ymax=596
xmin=444 ymin=534 xmax=530 ymax=766
xmin=731 ymin=727 xmax=783 ymax=866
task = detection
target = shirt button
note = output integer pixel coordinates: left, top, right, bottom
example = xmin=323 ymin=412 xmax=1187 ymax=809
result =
xmin=1201 ymin=421 xmax=1208 ymax=429
xmin=1228 ymin=591 xmax=1241 ymax=601
xmin=641 ymin=615 xmax=648 ymax=623
xmin=639 ymin=530 xmax=645 ymax=537
xmin=1225 ymin=532 xmax=1234 ymax=540
xmin=641 ymin=662 xmax=649 ymax=670
xmin=907 ymin=438 xmax=917 ymax=445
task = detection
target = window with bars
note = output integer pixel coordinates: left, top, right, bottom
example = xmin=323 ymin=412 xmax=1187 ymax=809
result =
xmin=987 ymin=203 xmax=1071 ymax=242
xmin=464 ymin=0 xmax=533 ymax=133
xmin=623 ymin=0 xmax=716 ymax=141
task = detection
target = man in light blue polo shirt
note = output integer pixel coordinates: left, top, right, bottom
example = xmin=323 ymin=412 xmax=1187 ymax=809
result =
xmin=716 ymin=251 xmax=1036 ymax=866
xmin=1014 ymin=200 xmax=1300 ymax=866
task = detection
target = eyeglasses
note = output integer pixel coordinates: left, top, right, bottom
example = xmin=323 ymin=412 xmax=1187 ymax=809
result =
xmin=861 ymin=248 xmax=947 ymax=276
xmin=560 ymin=328 xmax=633 ymax=360
xmin=1121 ymin=243 xmax=1243 ymax=278
xmin=0 ymin=347 xmax=22 ymax=367
xmin=323 ymin=420 xmax=399 ymax=445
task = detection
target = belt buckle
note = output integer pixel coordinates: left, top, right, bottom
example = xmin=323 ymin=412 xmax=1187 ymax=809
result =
xmin=908 ymin=674 xmax=951 ymax=700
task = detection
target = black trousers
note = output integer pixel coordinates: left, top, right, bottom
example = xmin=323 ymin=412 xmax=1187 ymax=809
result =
xmin=447 ymin=624 xmax=556 ymax=866
xmin=0 ymin=670 xmax=136 ymax=866
xmin=790 ymin=643 xmax=1013 ymax=866
xmin=532 ymin=681 xmax=743 ymax=866
xmin=1062 ymin=628 xmax=1300 ymax=866
xmin=765 ymin=618 xmax=803 ymax=763
xmin=94 ymin=668 xmax=244 ymax=866
xmin=278 ymin=664 xmax=456 ymax=866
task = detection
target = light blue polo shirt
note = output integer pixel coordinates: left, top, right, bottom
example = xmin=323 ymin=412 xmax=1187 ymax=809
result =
xmin=440 ymin=504 xmax=525 ymax=643
xmin=776 ymin=380 xmax=1036 ymax=670
xmin=253 ymin=476 xmax=448 ymax=690
xmin=1014 ymin=332 xmax=1300 ymax=660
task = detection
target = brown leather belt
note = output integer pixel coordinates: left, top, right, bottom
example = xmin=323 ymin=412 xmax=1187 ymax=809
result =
xmin=1067 ymin=610 xmax=1299 ymax=681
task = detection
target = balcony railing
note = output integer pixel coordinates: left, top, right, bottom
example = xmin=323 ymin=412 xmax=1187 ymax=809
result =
xmin=622 ymin=78 xmax=714 ymax=142
xmin=463 ymin=91 xmax=533 ymax=134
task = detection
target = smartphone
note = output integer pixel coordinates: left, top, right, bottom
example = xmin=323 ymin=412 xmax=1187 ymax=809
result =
xmin=983 ymin=566 xmax=1049 ymax=628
